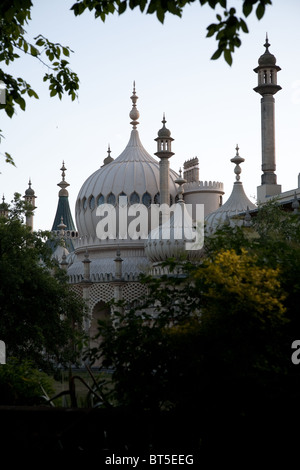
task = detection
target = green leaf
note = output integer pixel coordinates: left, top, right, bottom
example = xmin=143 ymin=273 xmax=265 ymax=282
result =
xmin=240 ymin=18 xmax=249 ymax=34
xmin=156 ymin=7 xmax=165 ymax=23
xmin=256 ymin=3 xmax=265 ymax=20
xmin=30 ymin=45 xmax=39 ymax=57
xmin=243 ymin=0 xmax=253 ymax=17
xmin=211 ymin=48 xmax=222 ymax=61
xmin=35 ymin=38 xmax=45 ymax=47
xmin=206 ymin=24 xmax=218 ymax=37
xmin=27 ymin=89 xmax=39 ymax=99
xmin=224 ymin=49 xmax=233 ymax=66
xmin=118 ymin=1 xmax=127 ymax=14
xmin=62 ymin=47 xmax=70 ymax=57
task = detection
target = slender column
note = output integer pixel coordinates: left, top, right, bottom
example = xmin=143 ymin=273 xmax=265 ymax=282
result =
xmin=159 ymin=157 xmax=170 ymax=205
xmin=260 ymin=94 xmax=276 ymax=184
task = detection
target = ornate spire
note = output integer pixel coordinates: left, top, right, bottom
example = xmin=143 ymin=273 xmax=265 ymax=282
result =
xmin=175 ymin=168 xmax=187 ymax=203
xmin=102 ymin=144 xmax=114 ymax=166
xmin=58 ymin=161 xmax=70 ymax=196
xmin=129 ymin=81 xmax=140 ymax=129
xmin=230 ymin=145 xmax=245 ymax=182
xmin=57 ymin=216 xmax=67 ymax=235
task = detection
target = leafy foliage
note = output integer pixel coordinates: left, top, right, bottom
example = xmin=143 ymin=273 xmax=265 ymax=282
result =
xmin=0 ymin=194 xmax=87 ymax=372
xmin=0 ymin=357 xmax=54 ymax=405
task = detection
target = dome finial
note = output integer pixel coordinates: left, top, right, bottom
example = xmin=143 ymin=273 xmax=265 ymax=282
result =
xmin=129 ymin=81 xmax=140 ymax=129
xmin=264 ymin=33 xmax=270 ymax=51
xmin=61 ymin=161 xmax=66 ymax=181
xmin=58 ymin=161 xmax=70 ymax=196
xmin=230 ymin=144 xmax=245 ymax=182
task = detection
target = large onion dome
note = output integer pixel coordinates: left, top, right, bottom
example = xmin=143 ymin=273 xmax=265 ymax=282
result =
xmin=75 ymin=84 xmax=179 ymax=242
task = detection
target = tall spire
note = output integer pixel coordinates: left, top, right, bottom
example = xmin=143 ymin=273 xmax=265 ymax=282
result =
xmin=129 ymin=81 xmax=140 ymax=129
xmin=254 ymin=36 xmax=282 ymax=202
xmin=57 ymin=161 xmax=70 ymax=197
xmin=51 ymin=162 xmax=76 ymax=233
xmin=230 ymin=144 xmax=245 ymax=182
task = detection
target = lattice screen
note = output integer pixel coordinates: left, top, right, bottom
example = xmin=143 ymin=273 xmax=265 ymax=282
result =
xmin=88 ymin=283 xmax=115 ymax=312
xmin=122 ymin=282 xmax=147 ymax=303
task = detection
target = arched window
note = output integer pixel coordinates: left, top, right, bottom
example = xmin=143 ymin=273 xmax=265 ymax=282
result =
xmin=142 ymin=192 xmax=151 ymax=208
xmin=83 ymin=197 xmax=87 ymax=210
xmin=107 ymin=193 xmax=116 ymax=205
xmin=130 ymin=191 xmax=140 ymax=205
xmin=97 ymin=194 xmax=105 ymax=206
xmin=89 ymin=196 xmax=95 ymax=210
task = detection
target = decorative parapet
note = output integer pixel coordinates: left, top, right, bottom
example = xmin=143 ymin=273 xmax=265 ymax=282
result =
xmin=183 ymin=180 xmax=224 ymax=193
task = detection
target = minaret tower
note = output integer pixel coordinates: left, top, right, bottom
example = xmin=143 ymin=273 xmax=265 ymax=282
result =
xmin=254 ymin=35 xmax=282 ymax=202
xmin=155 ymin=114 xmax=174 ymax=205
xmin=23 ymin=179 xmax=37 ymax=231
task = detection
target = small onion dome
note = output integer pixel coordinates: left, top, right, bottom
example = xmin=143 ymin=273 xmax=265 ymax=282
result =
xmin=25 ymin=179 xmax=35 ymax=196
xmin=258 ymin=35 xmax=277 ymax=66
xmin=157 ymin=114 xmax=171 ymax=138
xmin=145 ymin=203 xmax=201 ymax=263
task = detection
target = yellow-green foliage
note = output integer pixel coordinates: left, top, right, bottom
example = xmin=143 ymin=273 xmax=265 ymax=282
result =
xmin=195 ymin=248 xmax=286 ymax=324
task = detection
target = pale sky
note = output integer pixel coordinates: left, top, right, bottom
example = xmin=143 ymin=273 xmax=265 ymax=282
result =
xmin=1 ymin=0 xmax=300 ymax=231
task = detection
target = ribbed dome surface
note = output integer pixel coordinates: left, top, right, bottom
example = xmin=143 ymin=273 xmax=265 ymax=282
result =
xmin=145 ymin=203 xmax=202 ymax=262
xmin=205 ymin=181 xmax=256 ymax=231
xmin=76 ymin=129 xmax=179 ymax=238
